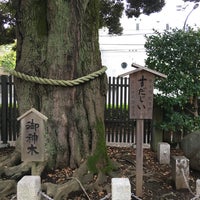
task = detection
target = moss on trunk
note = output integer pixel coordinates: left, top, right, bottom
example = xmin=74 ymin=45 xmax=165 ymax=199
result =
xmin=87 ymin=119 xmax=114 ymax=174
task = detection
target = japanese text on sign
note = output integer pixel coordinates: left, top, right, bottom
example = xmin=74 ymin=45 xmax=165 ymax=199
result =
xmin=18 ymin=108 xmax=47 ymax=162
xmin=25 ymin=119 xmax=39 ymax=155
xmin=130 ymin=71 xmax=155 ymax=119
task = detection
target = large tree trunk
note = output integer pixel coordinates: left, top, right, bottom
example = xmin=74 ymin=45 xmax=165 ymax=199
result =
xmin=14 ymin=0 xmax=107 ymax=170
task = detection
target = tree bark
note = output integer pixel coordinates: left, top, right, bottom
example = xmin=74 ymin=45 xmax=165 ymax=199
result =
xmin=193 ymin=95 xmax=198 ymax=118
xmin=14 ymin=0 xmax=108 ymax=170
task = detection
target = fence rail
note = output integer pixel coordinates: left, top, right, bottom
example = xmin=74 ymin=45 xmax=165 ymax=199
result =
xmin=105 ymin=77 xmax=151 ymax=146
xmin=0 ymin=76 xmax=152 ymax=146
xmin=0 ymin=75 xmax=19 ymax=144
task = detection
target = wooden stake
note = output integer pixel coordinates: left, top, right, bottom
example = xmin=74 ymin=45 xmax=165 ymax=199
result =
xmin=136 ymin=119 xmax=144 ymax=197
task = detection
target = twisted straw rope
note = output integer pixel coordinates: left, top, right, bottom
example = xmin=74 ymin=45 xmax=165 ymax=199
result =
xmin=6 ymin=66 xmax=107 ymax=87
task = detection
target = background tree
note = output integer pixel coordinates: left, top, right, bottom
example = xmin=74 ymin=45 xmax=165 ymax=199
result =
xmin=0 ymin=0 xmax=15 ymax=44
xmin=145 ymin=28 xmax=200 ymax=138
xmin=125 ymin=0 xmax=165 ymax=17
xmin=0 ymin=43 xmax=16 ymax=69
xmin=0 ymin=0 xmax=165 ymax=199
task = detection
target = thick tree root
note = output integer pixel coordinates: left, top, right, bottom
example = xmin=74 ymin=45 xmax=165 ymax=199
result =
xmin=43 ymin=178 xmax=81 ymax=200
xmin=0 ymin=148 xmax=21 ymax=179
xmin=0 ymin=151 xmax=21 ymax=168
xmin=43 ymin=174 xmax=110 ymax=200
xmin=42 ymin=162 xmax=110 ymax=200
xmin=3 ymin=162 xmax=32 ymax=179
xmin=0 ymin=152 xmax=111 ymax=199
xmin=0 ymin=148 xmax=48 ymax=198
xmin=0 ymin=180 xmax=16 ymax=199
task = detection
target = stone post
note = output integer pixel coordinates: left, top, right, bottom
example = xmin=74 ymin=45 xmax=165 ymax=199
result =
xmin=157 ymin=142 xmax=170 ymax=164
xmin=171 ymin=156 xmax=189 ymax=190
xmin=112 ymin=178 xmax=131 ymax=200
xmin=17 ymin=176 xmax=41 ymax=200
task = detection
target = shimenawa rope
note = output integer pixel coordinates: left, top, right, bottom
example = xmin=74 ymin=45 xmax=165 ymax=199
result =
xmin=3 ymin=66 xmax=107 ymax=87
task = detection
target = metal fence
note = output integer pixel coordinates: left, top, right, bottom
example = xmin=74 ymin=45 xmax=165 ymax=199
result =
xmin=0 ymin=76 xmax=152 ymax=146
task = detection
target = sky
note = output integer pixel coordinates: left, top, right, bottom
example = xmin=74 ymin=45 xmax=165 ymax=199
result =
xmin=100 ymin=0 xmax=200 ymax=77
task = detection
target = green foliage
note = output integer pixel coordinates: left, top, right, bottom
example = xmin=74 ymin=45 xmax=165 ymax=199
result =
xmin=0 ymin=43 xmax=16 ymax=69
xmin=145 ymin=28 xmax=200 ymax=133
xmin=159 ymin=109 xmax=200 ymax=134
xmin=0 ymin=0 xmax=16 ymax=45
xmin=0 ymin=50 xmax=16 ymax=69
xmin=99 ymin=0 xmax=165 ymax=35
xmin=106 ymin=104 xmax=128 ymax=110
xmin=99 ymin=0 xmax=124 ymax=35
xmin=125 ymin=0 xmax=165 ymax=18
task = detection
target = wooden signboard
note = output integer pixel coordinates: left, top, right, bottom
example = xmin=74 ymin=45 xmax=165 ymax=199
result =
xmin=119 ymin=63 xmax=167 ymax=198
xmin=17 ymin=108 xmax=48 ymax=162
xmin=129 ymin=70 xmax=155 ymax=119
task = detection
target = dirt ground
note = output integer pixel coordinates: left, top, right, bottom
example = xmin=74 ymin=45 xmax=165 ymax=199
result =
xmin=0 ymin=146 xmax=199 ymax=200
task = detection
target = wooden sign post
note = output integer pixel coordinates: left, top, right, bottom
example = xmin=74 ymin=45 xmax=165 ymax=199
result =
xmin=17 ymin=108 xmax=48 ymax=162
xmin=120 ymin=63 xmax=167 ymax=197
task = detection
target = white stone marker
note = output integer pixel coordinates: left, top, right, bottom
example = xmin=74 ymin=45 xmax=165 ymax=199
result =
xmin=17 ymin=176 xmax=41 ymax=200
xmin=171 ymin=156 xmax=189 ymax=190
xmin=157 ymin=142 xmax=170 ymax=164
xmin=196 ymin=179 xmax=200 ymax=196
xmin=112 ymin=178 xmax=131 ymax=200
